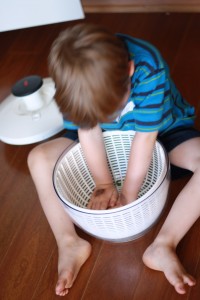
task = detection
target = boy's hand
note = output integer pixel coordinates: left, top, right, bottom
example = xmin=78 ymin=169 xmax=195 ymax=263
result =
xmin=87 ymin=183 xmax=119 ymax=210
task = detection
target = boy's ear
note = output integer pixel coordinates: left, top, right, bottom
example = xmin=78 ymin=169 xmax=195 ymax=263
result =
xmin=128 ymin=60 xmax=134 ymax=77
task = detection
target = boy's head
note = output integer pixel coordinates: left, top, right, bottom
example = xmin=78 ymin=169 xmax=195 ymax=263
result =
xmin=49 ymin=23 xmax=133 ymax=128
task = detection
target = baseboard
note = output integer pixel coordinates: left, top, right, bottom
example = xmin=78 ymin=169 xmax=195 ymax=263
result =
xmin=82 ymin=3 xmax=200 ymax=13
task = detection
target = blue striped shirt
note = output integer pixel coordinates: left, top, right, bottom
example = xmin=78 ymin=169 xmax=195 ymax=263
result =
xmin=64 ymin=34 xmax=195 ymax=135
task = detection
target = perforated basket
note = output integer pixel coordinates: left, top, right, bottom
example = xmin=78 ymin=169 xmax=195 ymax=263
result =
xmin=53 ymin=131 xmax=170 ymax=242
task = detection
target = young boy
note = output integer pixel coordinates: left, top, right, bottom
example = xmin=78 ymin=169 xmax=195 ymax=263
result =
xmin=27 ymin=23 xmax=200 ymax=296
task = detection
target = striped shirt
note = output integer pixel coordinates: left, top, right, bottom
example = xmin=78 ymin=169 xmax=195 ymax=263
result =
xmin=64 ymin=34 xmax=195 ymax=135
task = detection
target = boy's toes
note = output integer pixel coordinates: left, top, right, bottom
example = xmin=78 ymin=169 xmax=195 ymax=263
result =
xmin=55 ymin=279 xmax=69 ymax=296
xmin=174 ymin=275 xmax=196 ymax=294
xmin=174 ymin=280 xmax=187 ymax=294
xmin=184 ymin=275 xmax=196 ymax=287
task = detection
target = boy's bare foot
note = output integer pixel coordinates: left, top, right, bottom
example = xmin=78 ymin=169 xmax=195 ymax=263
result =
xmin=55 ymin=238 xmax=92 ymax=296
xmin=142 ymin=241 xmax=196 ymax=294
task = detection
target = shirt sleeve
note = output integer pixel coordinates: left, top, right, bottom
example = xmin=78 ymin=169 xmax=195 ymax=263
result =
xmin=131 ymin=63 xmax=167 ymax=132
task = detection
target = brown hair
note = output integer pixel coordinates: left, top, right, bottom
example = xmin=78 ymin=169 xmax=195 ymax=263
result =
xmin=48 ymin=23 xmax=130 ymax=128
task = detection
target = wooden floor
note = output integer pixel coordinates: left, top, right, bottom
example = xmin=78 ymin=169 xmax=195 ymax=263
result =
xmin=0 ymin=13 xmax=200 ymax=300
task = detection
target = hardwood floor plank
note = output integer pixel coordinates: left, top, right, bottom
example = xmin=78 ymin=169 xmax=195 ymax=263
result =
xmin=169 ymin=14 xmax=200 ymax=114
xmin=0 ymin=146 xmax=34 ymax=261
xmin=0 ymin=201 xmax=56 ymax=300
xmin=81 ymin=239 xmax=145 ymax=300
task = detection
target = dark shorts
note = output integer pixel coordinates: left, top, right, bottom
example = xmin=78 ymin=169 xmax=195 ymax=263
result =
xmin=64 ymin=130 xmax=78 ymax=141
xmin=158 ymin=127 xmax=200 ymax=180
xmin=64 ymin=127 xmax=200 ymax=180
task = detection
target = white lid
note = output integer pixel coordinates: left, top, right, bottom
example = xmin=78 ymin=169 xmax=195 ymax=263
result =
xmin=0 ymin=77 xmax=64 ymax=145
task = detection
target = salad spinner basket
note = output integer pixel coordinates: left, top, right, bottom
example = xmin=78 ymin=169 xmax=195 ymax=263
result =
xmin=53 ymin=131 xmax=170 ymax=242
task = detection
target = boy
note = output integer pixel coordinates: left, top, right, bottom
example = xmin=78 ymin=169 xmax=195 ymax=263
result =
xmin=28 ymin=23 xmax=200 ymax=296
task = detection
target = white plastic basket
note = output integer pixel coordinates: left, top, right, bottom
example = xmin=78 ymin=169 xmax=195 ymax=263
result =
xmin=53 ymin=131 xmax=170 ymax=242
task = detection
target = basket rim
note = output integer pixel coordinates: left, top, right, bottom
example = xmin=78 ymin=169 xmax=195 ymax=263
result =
xmin=53 ymin=130 xmax=170 ymax=215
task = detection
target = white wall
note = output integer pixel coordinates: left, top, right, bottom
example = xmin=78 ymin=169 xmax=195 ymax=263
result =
xmin=0 ymin=0 xmax=84 ymax=32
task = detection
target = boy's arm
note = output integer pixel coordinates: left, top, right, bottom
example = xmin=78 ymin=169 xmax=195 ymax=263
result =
xmin=120 ymin=131 xmax=158 ymax=205
xmin=78 ymin=125 xmax=119 ymax=209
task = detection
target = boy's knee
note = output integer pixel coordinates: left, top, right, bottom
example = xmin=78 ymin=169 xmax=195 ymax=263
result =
xmin=194 ymin=158 xmax=200 ymax=172
xmin=27 ymin=144 xmax=47 ymax=171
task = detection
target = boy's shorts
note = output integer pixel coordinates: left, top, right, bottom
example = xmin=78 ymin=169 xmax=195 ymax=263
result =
xmin=64 ymin=127 xmax=200 ymax=180
xmin=158 ymin=127 xmax=200 ymax=180
xmin=64 ymin=130 xmax=78 ymax=141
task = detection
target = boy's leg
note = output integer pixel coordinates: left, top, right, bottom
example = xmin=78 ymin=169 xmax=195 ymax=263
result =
xmin=27 ymin=137 xmax=91 ymax=296
xmin=143 ymin=137 xmax=200 ymax=294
